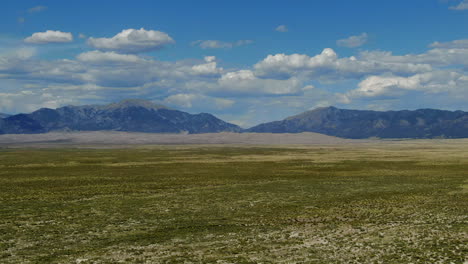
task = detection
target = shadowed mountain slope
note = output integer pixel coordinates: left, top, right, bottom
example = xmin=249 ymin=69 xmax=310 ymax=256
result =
xmin=2 ymin=103 xmax=468 ymax=138
xmin=0 ymin=99 xmax=241 ymax=134
xmin=246 ymin=106 xmax=468 ymax=139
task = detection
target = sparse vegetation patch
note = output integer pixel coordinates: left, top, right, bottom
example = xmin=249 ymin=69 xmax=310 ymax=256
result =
xmin=0 ymin=142 xmax=467 ymax=263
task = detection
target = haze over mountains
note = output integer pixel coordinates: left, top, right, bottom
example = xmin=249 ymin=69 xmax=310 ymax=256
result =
xmin=1 ymin=100 xmax=467 ymax=139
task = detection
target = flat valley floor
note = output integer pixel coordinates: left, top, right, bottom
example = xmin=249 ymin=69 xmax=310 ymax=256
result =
xmin=0 ymin=139 xmax=467 ymax=263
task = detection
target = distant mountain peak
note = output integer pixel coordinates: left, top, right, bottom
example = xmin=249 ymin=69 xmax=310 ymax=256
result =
xmin=286 ymin=105 xmax=338 ymax=120
xmin=316 ymin=106 xmax=337 ymax=110
xmin=103 ymin=99 xmax=168 ymax=111
xmin=310 ymin=106 xmax=339 ymax=113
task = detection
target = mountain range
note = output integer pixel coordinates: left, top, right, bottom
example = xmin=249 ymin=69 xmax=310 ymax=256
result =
xmin=0 ymin=99 xmax=240 ymax=135
xmin=247 ymin=106 xmax=468 ymax=139
xmin=1 ymin=100 xmax=467 ymax=139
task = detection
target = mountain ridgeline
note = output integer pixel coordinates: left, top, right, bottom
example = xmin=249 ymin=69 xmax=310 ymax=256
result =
xmin=247 ymin=106 xmax=468 ymax=139
xmin=1 ymin=101 xmax=467 ymax=138
xmin=0 ymin=99 xmax=241 ymax=134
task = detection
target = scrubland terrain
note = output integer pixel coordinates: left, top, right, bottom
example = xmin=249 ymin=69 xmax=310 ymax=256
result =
xmin=0 ymin=131 xmax=353 ymax=147
xmin=0 ymin=140 xmax=467 ymax=263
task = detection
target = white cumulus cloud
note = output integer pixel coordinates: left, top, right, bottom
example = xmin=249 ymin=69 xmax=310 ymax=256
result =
xmin=24 ymin=30 xmax=73 ymax=44
xmin=218 ymin=70 xmax=302 ymax=95
xmin=275 ymin=25 xmax=288 ymax=32
xmin=430 ymin=39 xmax=468 ymax=49
xmin=337 ymin=33 xmax=368 ymax=48
xmin=345 ymin=71 xmax=468 ymax=99
xmin=192 ymin=40 xmax=253 ymax=49
xmin=77 ymin=51 xmax=145 ymax=63
xmin=87 ymin=28 xmax=174 ymax=53
xmin=28 ymin=6 xmax=47 ymax=13
xmin=254 ymin=48 xmax=431 ymax=80
xmin=359 ymin=47 xmax=468 ymax=67
xmin=191 ymin=56 xmax=223 ymax=75
xmin=449 ymin=0 xmax=468 ymax=10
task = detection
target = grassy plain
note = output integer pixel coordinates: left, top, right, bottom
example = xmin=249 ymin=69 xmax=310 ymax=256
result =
xmin=0 ymin=140 xmax=467 ymax=263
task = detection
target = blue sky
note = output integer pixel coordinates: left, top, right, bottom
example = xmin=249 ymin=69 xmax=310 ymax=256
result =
xmin=1 ymin=0 xmax=468 ymax=127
